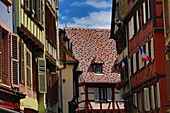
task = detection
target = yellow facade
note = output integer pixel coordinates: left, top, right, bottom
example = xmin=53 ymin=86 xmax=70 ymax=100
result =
xmin=62 ymin=64 xmax=74 ymax=113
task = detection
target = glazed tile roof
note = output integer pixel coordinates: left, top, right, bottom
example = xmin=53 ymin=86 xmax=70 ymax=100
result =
xmin=65 ymin=27 xmax=120 ymax=83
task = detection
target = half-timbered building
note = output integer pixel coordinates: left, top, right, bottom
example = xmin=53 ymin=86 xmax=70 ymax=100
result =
xmin=13 ymin=0 xmax=47 ymax=112
xmin=112 ymin=0 xmax=169 ymax=112
xmin=60 ymin=27 xmax=124 ymax=113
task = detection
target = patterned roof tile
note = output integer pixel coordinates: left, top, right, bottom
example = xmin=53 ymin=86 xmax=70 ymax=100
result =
xmin=65 ymin=27 xmax=120 ymax=83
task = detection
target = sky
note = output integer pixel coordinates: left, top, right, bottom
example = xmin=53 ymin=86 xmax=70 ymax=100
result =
xmin=58 ymin=0 xmax=112 ymax=29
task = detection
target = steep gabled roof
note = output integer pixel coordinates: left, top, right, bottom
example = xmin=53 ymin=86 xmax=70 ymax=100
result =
xmin=65 ymin=27 xmax=120 ymax=83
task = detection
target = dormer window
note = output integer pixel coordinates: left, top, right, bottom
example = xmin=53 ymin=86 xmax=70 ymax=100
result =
xmin=91 ymin=63 xmax=103 ymax=74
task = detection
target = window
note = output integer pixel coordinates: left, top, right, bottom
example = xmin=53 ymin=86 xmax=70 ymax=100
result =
xmin=128 ymin=58 xmax=131 ymax=76
xmin=133 ymin=13 xmax=137 ymax=34
xmin=94 ymin=88 xmax=112 ymax=102
xmin=136 ymin=10 xmax=140 ymax=31
xmin=143 ymin=2 xmax=146 ymax=24
xmin=20 ymin=40 xmax=25 ymax=84
xmin=142 ymin=0 xmax=151 ymax=25
xmin=136 ymin=51 xmax=139 ymax=71
xmin=99 ymin=88 xmax=107 ymax=101
xmin=133 ymin=93 xmax=137 ymax=108
xmin=31 ymin=0 xmax=36 ymax=17
xmin=129 ymin=17 xmax=134 ymax=40
xmin=26 ymin=50 xmax=32 ymax=88
xmin=0 ymin=27 xmax=9 ymax=85
xmin=144 ymin=88 xmax=150 ymax=111
xmin=38 ymin=0 xmax=43 ymax=24
xmin=133 ymin=54 xmax=136 ymax=73
xmin=24 ymin=0 xmax=44 ymax=24
xmin=164 ymin=0 xmax=170 ymax=36
xmin=92 ymin=64 xmax=103 ymax=74
xmin=25 ymin=0 xmax=30 ymax=10
xmin=138 ymin=93 xmax=142 ymax=112
xmin=154 ymin=83 xmax=160 ymax=108
xmin=150 ymin=86 xmax=155 ymax=109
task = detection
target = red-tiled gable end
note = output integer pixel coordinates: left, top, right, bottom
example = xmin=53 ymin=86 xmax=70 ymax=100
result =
xmin=65 ymin=27 xmax=120 ymax=83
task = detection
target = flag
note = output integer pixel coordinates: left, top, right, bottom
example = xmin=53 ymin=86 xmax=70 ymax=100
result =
xmin=139 ymin=46 xmax=152 ymax=62
xmin=121 ymin=60 xmax=125 ymax=70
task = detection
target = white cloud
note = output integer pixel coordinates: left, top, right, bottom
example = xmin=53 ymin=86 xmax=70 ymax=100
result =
xmin=59 ymin=11 xmax=111 ymax=29
xmin=86 ymin=0 xmax=111 ymax=8
xmin=71 ymin=0 xmax=111 ymax=8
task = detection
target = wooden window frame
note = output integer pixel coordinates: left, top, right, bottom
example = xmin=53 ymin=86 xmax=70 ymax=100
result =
xmin=1 ymin=28 xmax=10 ymax=85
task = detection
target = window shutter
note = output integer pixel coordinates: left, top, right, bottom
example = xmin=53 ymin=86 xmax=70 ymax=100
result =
xmin=94 ymin=88 xmax=99 ymax=101
xmin=147 ymin=0 xmax=150 ymax=19
xmin=144 ymin=88 xmax=150 ymax=111
xmin=38 ymin=58 xmax=47 ymax=93
xmin=0 ymin=27 xmax=2 ymax=82
xmin=143 ymin=2 xmax=146 ymax=24
xmin=133 ymin=54 xmax=136 ymax=73
xmin=151 ymin=86 xmax=155 ymax=109
xmin=156 ymin=83 xmax=161 ymax=108
xmin=11 ymin=33 xmax=19 ymax=88
xmin=46 ymin=69 xmax=51 ymax=103
xmin=51 ymin=72 xmax=58 ymax=103
xmin=107 ymin=88 xmax=112 ymax=102
xmin=136 ymin=10 xmax=139 ymax=31
xmin=133 ymin=93 xmax=137 ymax=108
xmin=131 ymin=17 xmax=134 ymax=38
xmin=128 ymin=58 xmax=131 ymax=76
xmin=151 ymin=38 xmax=154 ymax=60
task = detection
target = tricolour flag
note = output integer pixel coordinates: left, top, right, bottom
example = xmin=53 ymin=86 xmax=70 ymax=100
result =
xmin=139 ymin=46 xmax=152 ymax=62
xmin=121 ymin=60 xmax=125 ymax=70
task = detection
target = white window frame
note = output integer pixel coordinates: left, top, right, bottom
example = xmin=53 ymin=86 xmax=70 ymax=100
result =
xmin=94 ymin=88 xmax=112 ymax=102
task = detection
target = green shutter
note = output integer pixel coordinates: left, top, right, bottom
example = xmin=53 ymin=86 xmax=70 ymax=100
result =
xmin=38 ymin=58 xmax=47 ymax=93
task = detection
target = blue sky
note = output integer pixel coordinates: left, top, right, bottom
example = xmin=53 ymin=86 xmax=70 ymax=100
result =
xmin=58 ymin=0 xmax=112 ymax=29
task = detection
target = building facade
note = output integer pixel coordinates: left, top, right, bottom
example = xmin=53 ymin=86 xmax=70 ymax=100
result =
xmin=112 ymin=0 xmax=169 ymax=112
xmin=0 ymin=0 xmax=25 ymax=112
xmin=58 ymin=28 xmax=78 ymax=113
xmin=60 ymin=28 xmax=124 ymax=113
xmin=163 ymin=0 xmax=170 ymax=112
xmin=45 ymin=0 xmax=59 ymax=113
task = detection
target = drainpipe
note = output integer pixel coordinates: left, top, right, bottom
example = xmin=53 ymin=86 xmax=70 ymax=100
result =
xmin=59 ymin=69 xmax=63 ymax=113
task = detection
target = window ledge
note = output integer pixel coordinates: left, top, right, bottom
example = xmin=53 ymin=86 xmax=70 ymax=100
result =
xmin=95 ymin=73 xmax=104 ymax=76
